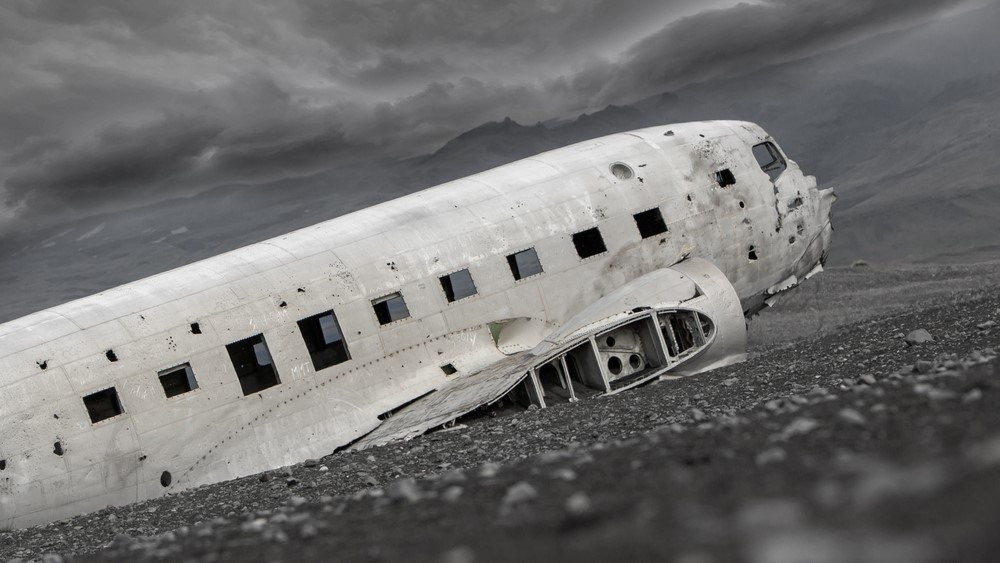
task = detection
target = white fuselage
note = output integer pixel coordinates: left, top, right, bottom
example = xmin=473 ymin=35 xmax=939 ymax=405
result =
xmin=0 ymin=121 xmax=833 ymax=528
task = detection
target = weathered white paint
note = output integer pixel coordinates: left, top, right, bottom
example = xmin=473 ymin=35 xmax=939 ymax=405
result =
xmin=0 ymin=121 xmax=834 ymax=529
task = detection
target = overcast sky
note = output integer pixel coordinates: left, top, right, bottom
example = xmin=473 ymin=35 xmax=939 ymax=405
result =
xmin=0 ymin=0 xmax=980 ymax=230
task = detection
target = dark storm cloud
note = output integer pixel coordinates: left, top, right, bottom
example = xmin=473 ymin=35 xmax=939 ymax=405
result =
xmin=0 ymin=0 xmax=972 ymax=228
xmin=592 ymin=0 xmax=970 ymax=106
xmin=5 ymin=115 xmax=222 ymax=205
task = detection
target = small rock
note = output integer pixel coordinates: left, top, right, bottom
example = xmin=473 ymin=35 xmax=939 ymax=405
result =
xmin=478 ymin=462 xmax=500 ymax=478
xmin=780 ymin=417 xmax=820 ymax=440
xmin=756 ymin=447 xmax=787 ymax=466
xmin=299 ymin=522 xmax=318 ymax=539
xmin=690 ymin=408 xmax=707 ymax=421
xmin=500 ymin=481 xmax=537 ymax=515
xmin=977 ymin=321 xmax=996 ymax=331
xmin=241 ymin=518 xmax=268 ymax=533
xmin=288 ymin=496 xmax=307 ymax=507
xmin=722 ymin=377 xmax=739 ymax=387
xmin=564 ymin=492 xmax=592 ymax=516
xmin=286 ymin=477 xmax=299 ymax=487
xmin=386 ymin=477 xmax=421 ymax=503
xmin=963 ymin=388 xmax=983 ymax=403
xmin=904 ymin=329 xmax=934 ymax=346
xmin=807 ymin=386 xmax=829 ymax=397
xmin=552 ymin=467 xmax=577 ymax=481
xmin=359 ymin=473 xmax=379 ymax=487
xmin=837 ymin=408 xmax=867 ymax=426
xmin=303 ymin=459 xmax=319 ymax=468
xmin=319 ymin=465 xmax=329 ymax=472
xmin=913 ymin=360 xmax=935 ymax=374
xmin=442 ymin=486 xmax=464 ymax=502
xmin=913 ymin=383 xmax=958 ymax=401
xmin=858 ymin=374 xmax=877 ymax=386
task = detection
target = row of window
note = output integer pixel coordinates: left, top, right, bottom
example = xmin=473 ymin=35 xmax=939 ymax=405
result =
xmin=78 ymin=206 xmax=672 ymax=425
xmin=379 ymin=206 xmax=669 ymax=321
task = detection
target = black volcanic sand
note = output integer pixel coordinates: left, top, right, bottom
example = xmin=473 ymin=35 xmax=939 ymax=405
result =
xmin=2 ymin=285 xmax=1000 ymax=562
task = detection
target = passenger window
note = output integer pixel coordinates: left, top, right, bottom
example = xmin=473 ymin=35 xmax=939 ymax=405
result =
xmin=226 ymin=334 xmax=281 ymax=395
xmin=506 ymin=248 xmax=543 ymax=280
xmin=572 ymin=227 xmax=607 ymax=259
xmin=440 ymin=269 xmax=478 ymax=302
xmin=633 ymin=208 xmax=668 ymax=238
xmin=83 ymin=387 xmax=124 ymax=423
xmin=752 ymin=142 xmax=787 ymax=182
xmin=715 ymin=168 xmax=736 ymax=187
xmin=372 ymin=292 xmax=411 ymax=325
xmin=297 ymin=310 xmax=351 ymax=370
xmin=158 ymin=363 xmax=198 ymax=398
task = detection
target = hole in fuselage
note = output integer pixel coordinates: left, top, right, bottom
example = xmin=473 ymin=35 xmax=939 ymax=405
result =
xmin=605 ymin=336 xmax=616 ymax=347
xmin=607 ymin=356 xmax=623 ymax=375
xmin=629 ymin=354 xmax=642 ymax=369
xmin=161 ymin=471 xmax=172 ymax=487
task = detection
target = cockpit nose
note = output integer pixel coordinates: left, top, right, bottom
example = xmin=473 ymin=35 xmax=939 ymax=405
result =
xmin=817 ymin=188 xmax=837 ymax=264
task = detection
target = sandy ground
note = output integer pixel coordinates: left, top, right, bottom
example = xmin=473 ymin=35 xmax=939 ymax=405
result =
xmin=2 ymin=264 xmax=999 ymax=562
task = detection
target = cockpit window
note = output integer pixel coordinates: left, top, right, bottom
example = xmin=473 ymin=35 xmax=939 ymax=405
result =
xmin=752 ymin=142 xmax=787 ymax=182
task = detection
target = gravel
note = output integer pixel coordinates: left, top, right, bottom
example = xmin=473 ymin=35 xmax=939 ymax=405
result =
xmin=2 ymin=279 xmax=999 ymax=562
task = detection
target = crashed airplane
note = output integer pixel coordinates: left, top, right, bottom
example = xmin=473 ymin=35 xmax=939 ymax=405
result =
xmin=0 ymin=120 xmax=834 ymax=528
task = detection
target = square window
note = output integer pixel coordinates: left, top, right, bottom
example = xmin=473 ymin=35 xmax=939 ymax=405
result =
xmin=372 ymin=292 xmax=410 ymax=325
xmin=226 ymin=334 xmax=281 ymax=396
xmin=633 ymin=208 xmax=668 ymax=238
xmin=572 ymin=227 xmax=607 ymax=259
xmin=297 ymin=310 xmax=351 ymax=371
xmin=752 ymin=142 xmax=787 ymax=182
xmin=83 ymin=387 xmax=124 ymax=423
xmin=440 ymin=269 xmax=478 ymax=302
xmin=715 ymin=168 xmax=736 ymax=187
xmin=158 ymin=363 xmax=198 ymax=398
xmin=506 ymin=248 xmax=543 ymax=280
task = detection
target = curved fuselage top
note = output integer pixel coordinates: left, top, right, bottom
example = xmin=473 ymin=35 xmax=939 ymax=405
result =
xmin=0 ymin=120 xmax=832 ymax=528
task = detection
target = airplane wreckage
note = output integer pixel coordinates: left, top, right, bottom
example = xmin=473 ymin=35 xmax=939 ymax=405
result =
xmin=0 ymin=121 xmax=834 ymax=528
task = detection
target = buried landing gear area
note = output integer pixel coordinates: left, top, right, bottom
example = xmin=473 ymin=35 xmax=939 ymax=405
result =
xmin=473 ymin=309 xmax=715 ymax=419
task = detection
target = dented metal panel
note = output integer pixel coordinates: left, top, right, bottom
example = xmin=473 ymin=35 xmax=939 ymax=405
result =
xmin=0 ymin=120 xmax=833 ymax=529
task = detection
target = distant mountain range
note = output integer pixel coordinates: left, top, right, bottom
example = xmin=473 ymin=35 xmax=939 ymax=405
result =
xmin=1 ymin=2 xmax=999 ymax=322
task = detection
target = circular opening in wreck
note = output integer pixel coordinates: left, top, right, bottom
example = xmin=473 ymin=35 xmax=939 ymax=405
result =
xmin=160 ymin=470 xmax=172 ymax=487
xmin=605 ymin=336 xmax=616 ymax=348
xmin=629 ymin=354 xmax=642 ymax=369
xmin=607 ymin=356 xmax=623 ymax=375
xmin=610 ymin=163 xmax=634 ymax=180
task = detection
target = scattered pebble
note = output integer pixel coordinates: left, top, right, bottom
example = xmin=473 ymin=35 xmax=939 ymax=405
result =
xmin=756 ymin=447 xmax=787 ymax=466
xmin=779 ymin=418 xmax=820 ymax=441
xmin=386 ymin=478 xmax=421 ymax=503
xmin=499 ymin=481 xmax=537 ymax=516
xmin=564 ymin=492 xmax=592 ymax=516
xmin=837 ymin=408 xmax=868 ymax=427
xmin=904 ymin=329 xmax=934 ymax=346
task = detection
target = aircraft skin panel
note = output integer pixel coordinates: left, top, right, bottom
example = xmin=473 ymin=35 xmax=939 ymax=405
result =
xmin=353 ymin=258 xmax=745 ymax=449
xmin=0 ymin=120 xmax=834 ymax=528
